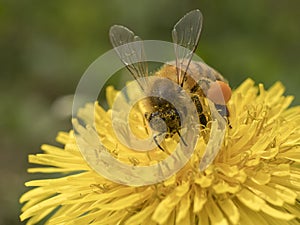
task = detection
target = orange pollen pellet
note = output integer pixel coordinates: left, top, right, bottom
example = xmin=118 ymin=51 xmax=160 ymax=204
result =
xmin=207 ymin=81 xmax=232 ymax=105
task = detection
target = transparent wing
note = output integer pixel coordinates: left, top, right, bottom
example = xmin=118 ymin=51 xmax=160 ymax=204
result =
xmin=172 ymin=9 xmax=203 ymax=86
xmin=109 ymin=25 xmax=148 ymax=90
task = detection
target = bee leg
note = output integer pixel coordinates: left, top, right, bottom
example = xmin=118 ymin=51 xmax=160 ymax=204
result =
xmin=215 ymin=104 xmax=232 ymax=128
xmin=214 ymin=104 xmax=228 ymax=117
xmin=176 ymin=130 xmax=187 ymax=146
xmin=225 ymin=105 xmax=232 ymax=129
xmin=153 ymin=133 xmax=165 ymax=151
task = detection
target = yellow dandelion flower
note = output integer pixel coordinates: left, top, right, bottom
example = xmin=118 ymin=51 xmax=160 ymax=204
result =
xmin=20 ymin=78 xmax=300 ymax=225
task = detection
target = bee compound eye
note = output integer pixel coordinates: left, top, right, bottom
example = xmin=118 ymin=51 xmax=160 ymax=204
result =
xmin=207 ymin=81 xmax=232 ymax=105
xmin=149 ymin=115 xmax=167 ymax=133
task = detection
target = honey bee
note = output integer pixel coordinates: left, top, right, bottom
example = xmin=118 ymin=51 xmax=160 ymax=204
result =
xmin=109 ymin=9 xmax=231 ymax=151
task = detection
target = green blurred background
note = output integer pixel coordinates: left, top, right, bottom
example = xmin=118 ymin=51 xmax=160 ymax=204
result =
xmin=0 ymin=0 xmax=299 ymax=224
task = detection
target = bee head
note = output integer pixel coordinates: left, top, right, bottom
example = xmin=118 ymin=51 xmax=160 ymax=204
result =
xmin=145 ymin=111 xmax=168 ymax=134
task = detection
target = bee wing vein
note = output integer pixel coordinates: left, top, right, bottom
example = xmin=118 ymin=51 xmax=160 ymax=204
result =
xmin=109 ymin=25 xmax=149 ymax=90
xmin=172 ymin=10 xmax=203 ymax=86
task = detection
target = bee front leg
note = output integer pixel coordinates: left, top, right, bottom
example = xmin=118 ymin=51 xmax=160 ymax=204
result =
xmin=153 ymin=133 xmax=165 ymax=152
xmin=176 ymin=130 xmax=187 ymax=146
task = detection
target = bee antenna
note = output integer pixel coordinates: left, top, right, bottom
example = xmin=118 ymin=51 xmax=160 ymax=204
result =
xmin=153 ymin=133 xmax=165 ymax=151
xmin=176 ymin=130 xmax=187 ymax=146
